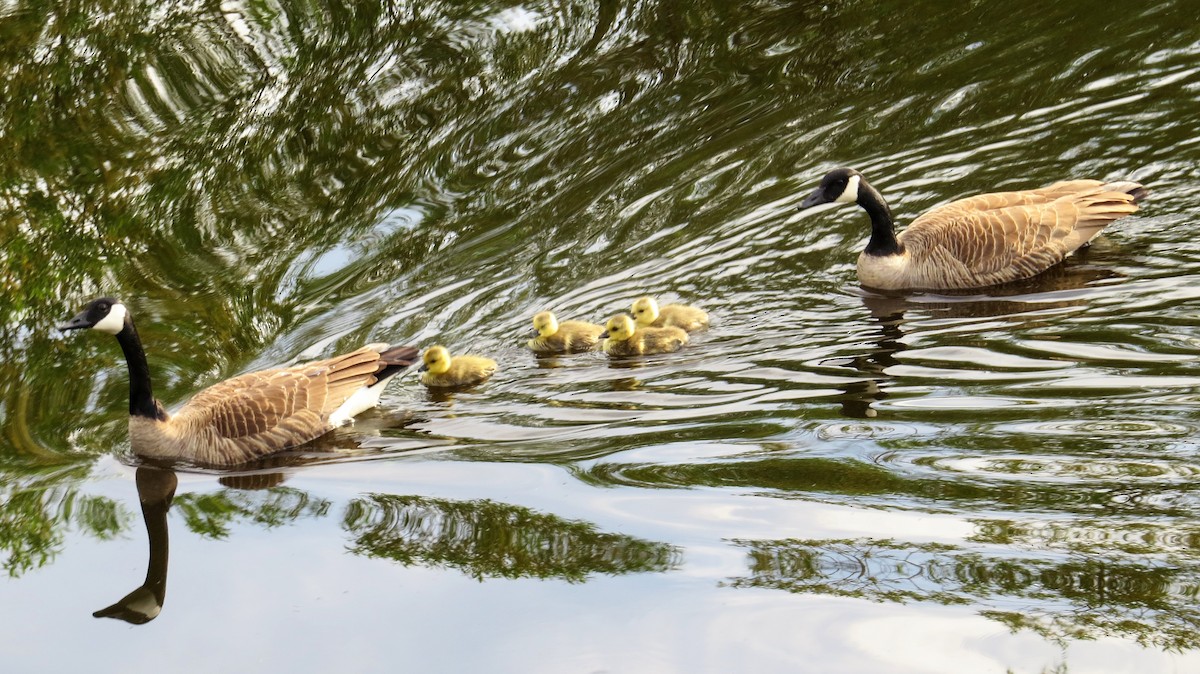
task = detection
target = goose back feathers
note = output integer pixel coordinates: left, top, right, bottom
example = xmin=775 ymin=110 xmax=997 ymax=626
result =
xmin=801 ymin=168 xmax=1146 ymax=291
xmin=131 ymin=344 xmax=417 ymax=466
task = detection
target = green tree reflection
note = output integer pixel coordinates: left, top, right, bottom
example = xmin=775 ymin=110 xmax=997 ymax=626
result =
xmin=584 ymin=456 xmax=1200 ymax=517
xmin=729 ymin=537 xmax=1200 ymax=651
xmin=172 ymin=486 xmax=331 ymax=540
xmin=344 ymin=494 xmax=680 ymax=581
xmin=0 ymin=465 xmax=126 ymax=577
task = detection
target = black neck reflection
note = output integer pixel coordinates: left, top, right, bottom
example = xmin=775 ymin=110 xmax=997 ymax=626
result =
xmin=93 ymin=466 xmax=176 ymax=624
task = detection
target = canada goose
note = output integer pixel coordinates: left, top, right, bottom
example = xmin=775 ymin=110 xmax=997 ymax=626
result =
xmin=526 ymin=311 xmax=604 ymax=354
xmin=599 ymin=314 xmax=688 ymax=356
xmin=58 ymin=298 xmax=419 ymax=467
xmin=799 ymin=167 xmax=1147 ymax=291
xmin=418 ymin=345 xmax=496 ymax=388
xmin=630 ymin=296 xmax=708 ymax=333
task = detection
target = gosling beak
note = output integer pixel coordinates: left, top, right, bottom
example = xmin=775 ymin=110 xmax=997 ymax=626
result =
xmin=598 ymin=332 xmax=609 ymax=340
xmin=798 ymin=186 xmax=827 ymax=210
xmin=58 ymin=310 xmax=92 ymax=332
xmin=527 ymin=329 xmax=539 ymax=339
xmin=417 ymin=364 xmax=428 ymax=373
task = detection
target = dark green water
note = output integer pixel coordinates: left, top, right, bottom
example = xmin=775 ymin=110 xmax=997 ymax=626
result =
xmin=4 ymin=0 xmax=1200 ymax=671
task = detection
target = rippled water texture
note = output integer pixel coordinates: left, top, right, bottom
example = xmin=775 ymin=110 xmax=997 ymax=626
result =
xmin=4 ymin=0 xmax=1200 ymax=671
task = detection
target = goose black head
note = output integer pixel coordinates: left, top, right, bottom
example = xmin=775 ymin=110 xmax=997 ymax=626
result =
xmin=59 ymin=297 xmax=129 ymax=335
xmin=800 ymin=167 xmax=863 ymax=209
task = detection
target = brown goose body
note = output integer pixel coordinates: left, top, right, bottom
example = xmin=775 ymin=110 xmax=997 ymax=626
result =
xmin=801 ymin=168 xmax=1147 ymax=291
xmin=60 ymin=298 xmax=418 ymax=468
xmin=130 ymin=344 xmax=416 ymax=466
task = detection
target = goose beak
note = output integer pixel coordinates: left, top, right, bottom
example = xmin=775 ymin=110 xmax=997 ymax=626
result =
xmin=799 ymin=186 xmax=827 ymax=210
xmin=598 ymin=332 xmax=609 ymax=340
xmin=58 ymin=311 xmax=92 ymax=332
xmin=527 ymin=329 xmax=539 ymax=339
xmin=417 ymin=364 xmax=428 ymax=373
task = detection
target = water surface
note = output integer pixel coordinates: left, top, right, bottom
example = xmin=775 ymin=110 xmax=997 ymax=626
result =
xmin=3 ymin=1 xmax=1200 ymax=671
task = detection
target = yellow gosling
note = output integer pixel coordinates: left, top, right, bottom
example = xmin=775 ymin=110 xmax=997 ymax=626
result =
xmin=419 ymin=345 xmax=496 ymax=388
xmin=526 ymin=311 xmax=605 ymax=354
xmin=600 ymin=314 xmax=688 ymax=357
xmin=631 ymin=296 xmax=708 ymax=333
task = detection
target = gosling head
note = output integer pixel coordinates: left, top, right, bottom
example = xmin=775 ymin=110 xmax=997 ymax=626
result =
xmin=630 ymin=297 xmax=661 ymax=327
xmin=599 ymin=314 xmax=636 ymax=342
xmin=531 ymin=311 xmax=560 ymax=338
xmin=419 ymin=345 xmax=452 ymax=374
xmin=799 ymin=167 xmax=862 ymax=209
xmin=58 ymin=297 xmax=129 ymax=336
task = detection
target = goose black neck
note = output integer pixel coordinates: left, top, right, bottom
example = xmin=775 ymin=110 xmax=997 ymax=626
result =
xmin=115 ymin=319 xmax=165 ymax=421
xmin=859 ymin=181 xmax=902 ymax=257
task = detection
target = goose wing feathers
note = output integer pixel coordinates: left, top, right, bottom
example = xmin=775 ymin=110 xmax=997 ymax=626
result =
xmin=898 ymin=181 xmax=1141 ymax=287
xmin=168 ymin=346 xmax=387 ymax=460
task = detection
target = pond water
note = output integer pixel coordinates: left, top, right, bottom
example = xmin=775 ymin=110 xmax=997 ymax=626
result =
xmin=3 ymin=0 xmax=1200 ymax=671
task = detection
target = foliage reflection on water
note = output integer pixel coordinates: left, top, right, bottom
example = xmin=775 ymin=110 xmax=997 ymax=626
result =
xmin=732 ymin=537 xmax=1200 ymax=651
xmin=93 ymin=466 xmax=680 ymax=624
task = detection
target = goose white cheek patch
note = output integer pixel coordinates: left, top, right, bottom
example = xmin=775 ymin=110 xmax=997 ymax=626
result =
xmin=835 ymin=175 xmax=861 ymax=203
xmin=93 ymin=304 xmax=128 ymax=335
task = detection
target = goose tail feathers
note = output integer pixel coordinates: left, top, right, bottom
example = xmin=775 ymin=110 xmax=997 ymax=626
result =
xmin=374 ymin=344 xmax=420 ymax=381
xmin=1102 ymin=180 xmax=1149 ymax=204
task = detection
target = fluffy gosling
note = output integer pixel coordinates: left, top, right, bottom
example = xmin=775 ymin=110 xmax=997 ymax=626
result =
xmin=599 ymin=314 xmax=688 ymax=357
xmin=631 ymin=296 xmax=708 ymax=333
xmin=419 ymin=345 xmax=496 ymax=388
xmin=526 ymin=311 xmax=605 ymax=354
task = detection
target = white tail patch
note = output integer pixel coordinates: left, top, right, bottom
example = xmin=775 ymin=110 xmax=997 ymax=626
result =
xmin=329 ymin=386 xmax=382 ymax=427
xmin=835 ymin=175 xmax=861 ymax=204
xmin=94 ymin=303 xmax=128 ymax=335
xmin=328 ymin=371 xmax=402 ymax=426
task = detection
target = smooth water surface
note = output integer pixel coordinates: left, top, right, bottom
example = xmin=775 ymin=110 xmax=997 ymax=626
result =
xmin=3 ymin=1 xmax=1200 ymax=671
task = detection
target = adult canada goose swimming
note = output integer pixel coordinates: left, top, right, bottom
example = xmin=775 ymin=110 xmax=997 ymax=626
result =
xmin=599 ymin=314 xmax=688 ymax=357
xmin=630 ymin=296 xmax=708 ymax=333
xmin=418 ymin=345 xmax=497 ymax=388
xmin=799 ymin=167 xmax=1147 ymax=291
xmin=526 ymin=311 xmax=604 ymax=354
xmin=59 ymin=298 xmax=419 ymax=467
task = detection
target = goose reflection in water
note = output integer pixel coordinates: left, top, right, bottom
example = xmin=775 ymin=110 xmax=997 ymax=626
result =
xmin=93 ymin=467 xmax=176 ymax=625
xmin=832 ymin=259 xmax=1121 ymax=418
xmin=93 ymin=463 xmax=292 ymax=625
